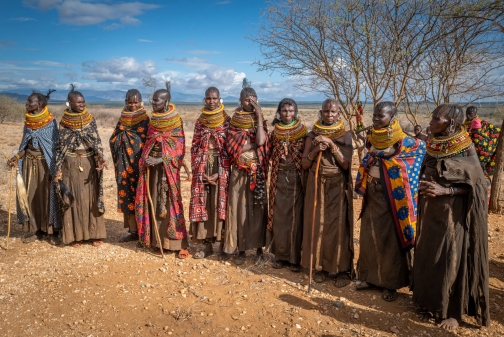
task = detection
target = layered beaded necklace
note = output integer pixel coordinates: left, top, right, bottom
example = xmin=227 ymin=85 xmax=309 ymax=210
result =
xmin=274 ymin=118 xmax=307 ymax=142
xmin=230 ymin=109 xmax=265 ymax=129
xmin=119 ymin=106 xmax=148 ymax=127
xmin=426 ymin=126 xmax=473 ymax=159
xmin=60 ymin=108 xmax=93 ymax=130
xmin=198 ymin=104 xmax=228 ymax=129
xmin=25 ymin=106 xmax=54 ymax=130
xmin=150 ymin=103 xmax=182 ymax=132
xmin=368 ymin=119 xmax=406 ymax=149
xmin=312 ymin=118 xmax=346 ymax=139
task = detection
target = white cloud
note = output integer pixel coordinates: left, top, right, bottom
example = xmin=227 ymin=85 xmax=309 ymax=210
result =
xmin=9 ymin=17 xmax=37 ymax=21
xmin=0 ymin=41 xmax=16 ymax=47
xmin=32 ymin=60 xmax=74 ymax=68
xmin=82 ymin=57 xmax=156 ymax=83
xmin=22 ymin=0 xmax=159 ymax=27
xmin=138 ymin=39 xmax=153 ymax=43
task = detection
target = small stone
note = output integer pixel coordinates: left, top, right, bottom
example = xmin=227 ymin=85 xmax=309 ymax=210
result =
xmin=353 ymin=313 xmax=359 ymax=319
xmin=241 ymin=326 xmax=246 ymax=331
xmin=164 ymin=326 xmax=169 ymax=330
xmin=390 ymin=326 xmax=399 ymax=334
xmin=295 ymin=324 xmax=301 ymax=329
xmin=333 ymin=301 xmax=345 ymax=309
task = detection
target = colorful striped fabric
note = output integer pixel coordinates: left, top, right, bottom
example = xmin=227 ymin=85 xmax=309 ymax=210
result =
xmin=355 ymin=136 xmax=426 ymax=250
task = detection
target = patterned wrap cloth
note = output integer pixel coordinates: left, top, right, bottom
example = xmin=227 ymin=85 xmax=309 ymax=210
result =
xmin=465 ymin=117 xmax=501 ymax=176
xmin=109 ymin=108 xmax=149 ymax=214
xmin=189 ymin=115 xmax=230 ymax=222
xmin=55 ymin=115 xmax=105 ymax=214
xmin=17 ymin=118 xmax=60 ymax=227
xmin=267 ymin=120 xmax=306 ymax=231
xmin=226 ymin=113 xmax=270 ymax=184
xmin=135 ymin=123 xmax=187 ymax=245
xmin=355 ymin=135 xmax=426 ymax=251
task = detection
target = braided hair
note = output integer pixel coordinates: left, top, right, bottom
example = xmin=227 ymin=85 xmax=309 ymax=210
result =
xmin=239 ymin=78 xmax=257 ymax=102
xmin=433 ymin=104 xmax=464 ymax=128
xmin=30 ymin=89 xmax=56 ymax=108
xmin=272 ymin=98 xmax=298 ymax=125
xmin=125 ymin=89 xmax=142 ymax=101
xmin=205 ymin=86 xmax=220 ymax=97
xmin=374 ymin=101 xmax=397 ymax=117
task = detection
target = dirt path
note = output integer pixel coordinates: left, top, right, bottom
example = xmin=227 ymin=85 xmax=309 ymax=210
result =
xmin=0 ymin=121 xmax=503 ymax=337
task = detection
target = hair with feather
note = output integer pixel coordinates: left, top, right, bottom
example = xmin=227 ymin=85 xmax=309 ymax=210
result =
xmin=67 ymin=83 xmax=84 ymax=102
xmin=29 ymin=89 xmax=56 ymax=108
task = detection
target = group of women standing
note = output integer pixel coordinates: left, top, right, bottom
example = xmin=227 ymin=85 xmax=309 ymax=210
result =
xmin=8 ymin=82 xmax=490 ymax=331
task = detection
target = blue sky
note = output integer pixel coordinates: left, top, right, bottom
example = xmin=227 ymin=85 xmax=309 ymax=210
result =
xmin=0 ymin=0 xmax=322 ymax=100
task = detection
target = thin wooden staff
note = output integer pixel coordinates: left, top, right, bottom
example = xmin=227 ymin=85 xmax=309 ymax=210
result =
xmin=308 ymin=151 xmax=323 ymax=293
xmin=146 ymin=166 xmax=164 ymax=258
xmin=2 ymin=152 xmax=13 ymax=249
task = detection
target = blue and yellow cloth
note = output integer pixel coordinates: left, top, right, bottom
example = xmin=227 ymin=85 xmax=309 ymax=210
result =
xmin=355 ymin=136 xmax=425 ymax=250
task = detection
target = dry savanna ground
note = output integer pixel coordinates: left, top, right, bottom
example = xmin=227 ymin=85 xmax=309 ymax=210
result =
xmin=0 ymin=103 xmax=503 ymax=337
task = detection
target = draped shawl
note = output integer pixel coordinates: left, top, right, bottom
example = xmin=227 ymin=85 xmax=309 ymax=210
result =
xmin=135 ymin=124 xmax=187 ymax=245
xmin=226 ymin=123 xmax=270 ymax=180
xmin=355 ymin=136 xmax=426 ymax=250
xmin=17 ymin=119 xmax=59 ymax=226
xmin=109 ymin=113 xmax=149 ymax=214
xmin=189 ymin=117 xmax=230 ymax=222
xmin=55 ymin=118 xmax=105 ymax=214
xmin=466 ymin=117 xmax=501 ymax=176
xmin=267 ymin=133 xmax=304 ymax=231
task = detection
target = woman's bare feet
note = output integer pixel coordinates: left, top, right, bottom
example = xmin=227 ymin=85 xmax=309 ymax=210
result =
xmin=439 ymin=318 xmax=458 ymax=331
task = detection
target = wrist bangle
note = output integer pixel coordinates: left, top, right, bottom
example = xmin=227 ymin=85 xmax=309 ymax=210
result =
xmin=449 ymin=187 xmax=454 ymax=196
xmin=306 ymin=154 xmax=314 ymax=162
xmin=15 ymin=154 xmax=21 ymax=160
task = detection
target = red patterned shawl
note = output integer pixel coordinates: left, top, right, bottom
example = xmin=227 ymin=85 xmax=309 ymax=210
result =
xmin=189 ymin=117 xmax=231 ymax=222
xmin=135 ymin=124 xmax=187 ymax=245
xmin=267 ymin=134 xmax=305 ymax=231
xmin=226 ymin=123 xmax=270 ymax=180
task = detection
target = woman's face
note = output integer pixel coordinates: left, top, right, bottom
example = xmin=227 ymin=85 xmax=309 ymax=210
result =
xmin=279 ymin=104 xmax=296 ymax=124
xmin=26 ymin=95 xmax=40 ymax=113
xmin=204 ymin=90 xmax=220 ymax=111
xmin=320 ymin=102 xmax=339 ymax=125
xmin=151 ymin=92 xmax=168 ymax=113
xmin=429 ymin=108 xmax=451 ymax=135
xmin=466 ymin=109 xmax=477 ymax=121
xmin=241 ymin=95 xmax=257 ymax=112
xmin=69 ymin=95 xmax=86 ymax=113
xmin=125 ymin=95 xmax=142 ymax=112
xmin=372 ymin=106 xmax=393 ymax=128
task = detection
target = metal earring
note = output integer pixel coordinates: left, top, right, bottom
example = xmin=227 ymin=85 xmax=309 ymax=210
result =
xmin=220 ymin=98 xmax=223 ymax=104
xmin=276 ymin=112 xmax=281 ymax=120
xmin=66 ymin=101 xmax=70 ymax=107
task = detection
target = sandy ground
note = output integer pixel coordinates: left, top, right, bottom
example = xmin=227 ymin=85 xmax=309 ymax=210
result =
xmin=0 ymin=108 xmax=503 ymax=337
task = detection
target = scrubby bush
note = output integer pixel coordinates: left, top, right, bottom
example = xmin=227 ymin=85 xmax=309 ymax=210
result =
xmin=0 ymin=95 xmax=25 ymax=123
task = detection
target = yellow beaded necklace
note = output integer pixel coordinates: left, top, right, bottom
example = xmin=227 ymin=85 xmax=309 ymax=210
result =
xmin=60 ymin=108 xmax=93 ymax=130
xmin=120 ymin=106 xmax=148 ymax=127
xmin=230 ymin=109 xmax=265 ymax=129
xmin=198 ymin=104 xmax=228 ymax=129
xmin=25 ymin=106 xmax=54 ymax=130
xmin=150 ymin=104 xmax=182 ymax=132
xmin=367 ymin=119 xmax=406 ymax=149
xmin=426 ymin=126 xmax=473 ymax=158
xmin=274 ymin=118 xmax=307 ymax=141
xmin=312 ymin=119 xmax=346 ymax=139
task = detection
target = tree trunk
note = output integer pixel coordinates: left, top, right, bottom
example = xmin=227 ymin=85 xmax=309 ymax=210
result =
xmin=489 ymin=118 xmax=504 ymax=213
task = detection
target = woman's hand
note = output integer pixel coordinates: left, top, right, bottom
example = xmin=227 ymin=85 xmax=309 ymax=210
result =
xmin=312 ymin=142 xmax=328 ymax=154
xmin=249 ymin=100 xmax=262 ymax=116
xmin=96 ymin=158 xmax=108 ymax=171
xmin=203 ymin=173 xmax=218 ymax=185
xmin=419 ymin=179 xmax=450 ymax=198
xmin=8 ymin=156 xmax=18 ymax=167
xmin=313 ymin=135 xmax=332 ymax=147
xmin=53 ymin=171 xmax=62 ymax=183
xmin=145 ymin=156 xmax=163 ymax=167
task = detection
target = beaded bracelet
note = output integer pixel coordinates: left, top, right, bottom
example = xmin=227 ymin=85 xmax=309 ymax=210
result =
xmin=15 ymin=154 xmax=21 ymax=160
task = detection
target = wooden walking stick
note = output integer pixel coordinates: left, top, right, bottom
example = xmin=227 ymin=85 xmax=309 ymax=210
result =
xmin=146 ymin=167 xmax=164 ymax=258
xmin=308 ymin=152 xmax=323 ymax=293
xmin=3 ymin=152 xmax=14 ymax=249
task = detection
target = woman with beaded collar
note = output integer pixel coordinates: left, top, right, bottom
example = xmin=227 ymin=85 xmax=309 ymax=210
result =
xmin=300 ymin=98 xmax=354 ymax=287
xmin=268 ymin=98 xmax=307 ymax=272
xmin=8 ymin=90 xmax=60 ymax=244
xmin=54 ymin=85 xmax=107 ymax=248
xmin=413 ymin=104 xmax=489 ymax=331
xmin=354 ymin=101 xmax=425 ymax=301
xmin=109 ymin=89 xmax=149 ymax=242
xmin=135 ymin=81 xmax=189 ymax=258
xmin=222 ymin=79 xmax=269 ymax=265
xmin=189 ymin=87 xmax=230 ymax=259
